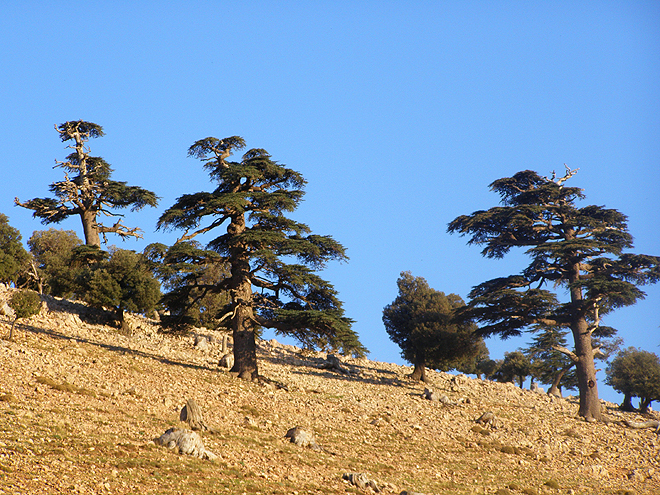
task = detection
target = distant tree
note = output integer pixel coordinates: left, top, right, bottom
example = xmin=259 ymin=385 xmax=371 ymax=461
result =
xmin=16 ymin=121 xmax=158 ymax=247
xmin=382 ymin=271 xmax=481 ymax=382
xmin=28 ymin=228 xmax=82 ymax=297
xmin=156 ymin=136 xmax=365 ymax=380
xmin=0 ymin=214 xmax=31 ymax=287
xmin=475 ymin=359 xmax=500 ymax=380
xmin=524 ymin=326 xmax=577 ymax=397
xmin=494 ymin=351 xmax=532 ymax=388
xmin=455 ymin=339 xmax=490 ymax=377
xmin=79 ymin=248 xmax=161 ymax=333
xmin=606 ymin=348 xmax=660 ymax=413
xmin=448 ymin=167 xmax=660 ymax=421
xmin=7 ymin=289 xmax=41 ymax=340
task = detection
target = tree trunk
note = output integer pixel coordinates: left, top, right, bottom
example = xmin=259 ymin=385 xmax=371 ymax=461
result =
xmin=228 ymin=213 xmax=258 ymax=381
xmin=619 ymin=392 xmax=635 ymax=412
xmin=548 ymin=365 xmax=572 ymax=397
xmin=81 ymin=210 xmax=100 ymax=247
xmin=639 ymin=397 xmax=653 ymax=414
xmin=410 ymin=362 xmax=427 ymax=382
xmin=567 ymin=255 xmax=602 ymax=422
xmin=8 ymin=318 xmax=17 ymax=340
xmin=572 ymin=319 xmax=602 ymax=421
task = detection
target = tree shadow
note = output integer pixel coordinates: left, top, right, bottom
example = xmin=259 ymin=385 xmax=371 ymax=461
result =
xmin=258 ymin=346 xmax=417 ymax=389
xmin=20 ymin=323 xmax=217 ymax=374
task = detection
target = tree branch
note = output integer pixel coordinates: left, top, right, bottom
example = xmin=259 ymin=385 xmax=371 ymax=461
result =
xmin=553 ymin=345 xmax=579 ymax=363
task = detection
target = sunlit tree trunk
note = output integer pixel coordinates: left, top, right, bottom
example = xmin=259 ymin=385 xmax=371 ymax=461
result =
xmin=228 ymin=214 xmax=259 ymax=380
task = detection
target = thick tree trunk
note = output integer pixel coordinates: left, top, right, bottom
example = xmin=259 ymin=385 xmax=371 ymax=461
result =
xmin=232 ymin=303 xmax=258 ymax=380
xmin=572 ymin=317 xmax=602 ymax=421
xmin=410 ymin=362 xmax=427 ymax=382
xmin=81 ymin=210 xmax=100 ymax=247
xmin=228 ymin=213 xmax=259 ymax=381
xmin=619 ymin=392 xmax=635 ymax=412
xmin=567 ymin=254 xmax=603 ymax=422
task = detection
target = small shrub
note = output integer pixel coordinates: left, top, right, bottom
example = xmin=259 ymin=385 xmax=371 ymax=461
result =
xmin=543 ymin=479 xmax=560 ymax=489
xmin=7 ymin=289 xmax=41 ymax=339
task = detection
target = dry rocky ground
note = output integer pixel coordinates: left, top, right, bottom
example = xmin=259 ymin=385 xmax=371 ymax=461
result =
xmin=0 ymin=287 xmax=659 ymax=495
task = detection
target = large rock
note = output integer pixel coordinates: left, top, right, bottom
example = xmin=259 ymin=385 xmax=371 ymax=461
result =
xmin=284 ymin=426 xmax=321 ymax=451
xmin=154 ymin=428 xmax=217 ymax=460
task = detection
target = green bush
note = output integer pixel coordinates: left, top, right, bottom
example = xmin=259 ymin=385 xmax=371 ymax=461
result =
xmin=8 ymin=289 xmax=41 ymax=339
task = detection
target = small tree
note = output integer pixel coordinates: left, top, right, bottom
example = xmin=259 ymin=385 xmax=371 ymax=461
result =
xmin=448 ymin=167 xmax=660 ymax=421
xmin=382 ymin=271 xmax=481 ymax=382
xmin=145 ymin=241 xmax=231 ymax=331
xmin=28 ymin=228 xmax=82 ymax=297
xmin=156 ymin=136 xmax=365 ymax=379
xmin=7 ymin=289 xmax=41 ymax=339
xmin=606 ymin=348 xmax=660 ymax=413
xmin=0 ymin=214 xmax=31 ymax=287
xmin=16 ymin=121 xmax=158 ymax=247
xmin=455 ymin=339 xmax=490 ymax=378
xmin=79 ymin=248 xmax=161 ymax=332
xmin=494 ymin=351 xmax=532 ymax=388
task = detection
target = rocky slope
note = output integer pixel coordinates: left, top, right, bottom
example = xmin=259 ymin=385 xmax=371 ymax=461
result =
xmin=0 ymin=287 xmax=658 ymax=494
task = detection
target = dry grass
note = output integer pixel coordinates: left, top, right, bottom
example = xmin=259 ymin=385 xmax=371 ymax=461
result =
xmin=0 ymin=299 xmax=658 ymax=494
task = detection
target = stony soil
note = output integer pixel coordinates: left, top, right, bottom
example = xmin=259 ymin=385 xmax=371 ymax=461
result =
xmin=0 ymin=288 xmax=658 ymax=495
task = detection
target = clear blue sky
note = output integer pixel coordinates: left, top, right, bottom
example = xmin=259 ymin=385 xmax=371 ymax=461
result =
xmin=2 ymin=1 xmax=659 ymax=403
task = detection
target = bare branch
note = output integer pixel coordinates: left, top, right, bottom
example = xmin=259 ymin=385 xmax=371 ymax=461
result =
xmin=553 ymin=345 xmax=579 ymax=363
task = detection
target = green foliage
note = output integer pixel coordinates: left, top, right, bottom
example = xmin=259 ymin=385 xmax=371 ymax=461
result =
xmin=7 ymin=289 xmax=41 ymax=339
xmin=145 ymin=241 xmax=230 ymax=330
xmin=382 ymin=271 xmax=482 ymax=380
xmin=606 ymin=347 xmax=660 ymax=413
xmin=15 ymin=120 xmax=158 ymax=246
xmin=494 ymin=351 xmax=532 ymax=388
xmin=156 ymin=136 xmax=365 ymax=377
xmin=0 ymin=214 xmax=31 ymax=286
xmin=448 ymin=168 xmax=660 ymax=419
xmin=523 ymin=326 xmax=577 ymax=392
xmin=79 ymin=248 xmax=161 ymax=321
xmin=28 ymin=228 xmax=82 ymax=297
xmin=9 ymin=289 xmax=41 ymax=320
xmin=448 ymin=168 xmax=659 ymax=338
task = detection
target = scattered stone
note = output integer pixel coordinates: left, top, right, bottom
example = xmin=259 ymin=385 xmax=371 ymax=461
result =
xmin=285 ymin=426 xmax=322 ymax=451
xmin=318 ymin=354 xmax=351 ymax=375
xmin=154 ymin=428 xmax=217 ymax=460
xmin=219 ymin=353 xmax=234 ymax=369
xmin=194 ymin=335 xmax=210 ymax=351
xmin=342 ymin=472 xmax=380 ymax=492
xmin=180 ymin=398 xmax=209 ymax=431
xmin=531 ymin=382 xmax=545 ymax=394
xmin=475 ymin=411 xmax=496 ymax=426
xmin=423 ymin=388 xmax=437 ymax=401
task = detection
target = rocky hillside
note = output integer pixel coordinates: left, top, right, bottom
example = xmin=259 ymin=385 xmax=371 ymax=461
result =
xmin=0 ymin=287 xmax=658 ymax=495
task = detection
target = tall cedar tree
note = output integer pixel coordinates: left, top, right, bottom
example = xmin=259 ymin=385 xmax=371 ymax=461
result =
xmin=156 ymin=136 xmax=365 ymax=380
xmin=448 ymin=168 xmax=660 ymax=421
xmin=382 ymin=271 xmax=481 ymax=382
xmin=16 ymin=121 xmax=158 ymax=247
